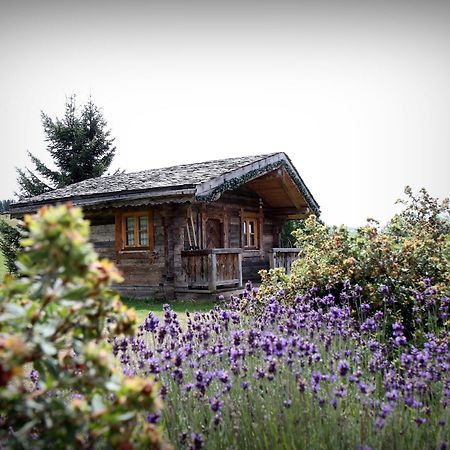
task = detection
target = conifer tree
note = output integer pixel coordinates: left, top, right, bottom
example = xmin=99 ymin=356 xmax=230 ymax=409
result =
xmin=0 ymin=200 xmax=13 ymax=213
xmin=16 ymin=95 xmax=116 ymax=198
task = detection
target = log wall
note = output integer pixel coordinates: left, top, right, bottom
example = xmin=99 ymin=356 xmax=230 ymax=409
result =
xmin=89 ymin=208 xmax=171 ymax=299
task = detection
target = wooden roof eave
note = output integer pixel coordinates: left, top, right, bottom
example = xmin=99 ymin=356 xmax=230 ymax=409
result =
xmin=194 ymin=152 xmax=320 ymax=216
xmin=9 ymin=187 xmax=197 ymax=217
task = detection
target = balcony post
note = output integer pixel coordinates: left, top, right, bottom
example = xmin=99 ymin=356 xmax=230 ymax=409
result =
xmin=237 ymin=252 xmax=243 ymax=288
xmin=208 ymin=252 xmax=217 ymax=291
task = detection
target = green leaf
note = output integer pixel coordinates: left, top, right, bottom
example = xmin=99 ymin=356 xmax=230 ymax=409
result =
xmin=92 ymin=394 xmax=105 ymax=414
xmin=116 ymin=411 xmax=136 ymax=421
xmin=36 ymin=322 xmax=57 ymax=338
xmin=105 ymin=380 xmax=120 ymax=392
xmin=40 ymin=340 xmax=57 ymax=356
xmin=5 ymin=302 xmax=25 ymax=317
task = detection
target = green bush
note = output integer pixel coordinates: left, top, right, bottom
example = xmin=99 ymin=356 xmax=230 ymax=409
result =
xmin=259 ymin=187 xmax=450 ymax=337
xmin=0 ymin=204 xmax=168 ymax=449
xmin=0 ymin=219 xmax=20 ymax=275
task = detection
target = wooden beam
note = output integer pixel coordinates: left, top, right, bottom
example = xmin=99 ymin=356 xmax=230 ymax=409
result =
xmin=208 ymin=253 xmax=217 ymax=291
xmin=266 ymin=207 xmax=309 ymax=216
xmin=280 ymin=169 xmax=304 ymax=210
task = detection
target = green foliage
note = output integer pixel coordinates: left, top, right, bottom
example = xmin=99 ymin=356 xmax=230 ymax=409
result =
xmin=17 ymin=95 xmax=116 ymax=198
xmin=0 ymin=220 xmax=21 ymax=275
xmin=279 ymin=220 xmax=303 ymax=247
xmin=0 ymin=204 xmax=168 ymax=449
xmin=0 ymin=248 xmax=5 ymax=280
xmin=259 ymin=187 xmax=450 ymax=336
xmin=0 ymin=200 xmax=13 ymax=213
xmin=256 ymin=268 xmax=290 ymax=301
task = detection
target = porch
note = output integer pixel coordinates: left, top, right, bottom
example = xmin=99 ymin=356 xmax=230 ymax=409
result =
xmin=269 ymin=248 xmax=300 ymax=275
xmin=180 ymin=248 xmax=243 ymax=292
xmin=179 ymin=247 xmax=300 ymax=296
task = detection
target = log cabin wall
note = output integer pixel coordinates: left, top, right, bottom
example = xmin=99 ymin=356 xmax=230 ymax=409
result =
xmin=172 ymin=205 xmax=190 ymax=290
xmin=88 ymin=206 xmax=173 ymax=299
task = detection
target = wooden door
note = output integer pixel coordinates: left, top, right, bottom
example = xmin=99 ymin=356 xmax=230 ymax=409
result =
xmin=206 ymin=218 xmax=223 ymax=249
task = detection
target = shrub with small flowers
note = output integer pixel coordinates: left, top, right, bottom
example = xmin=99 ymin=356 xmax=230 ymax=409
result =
xmin=0 ymin=205 xmax=168 ymax=449
xmin=260 ymin=187 xmax=450 ymax=339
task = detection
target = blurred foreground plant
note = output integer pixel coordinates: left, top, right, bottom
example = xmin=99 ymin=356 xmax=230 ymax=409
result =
xmin=0 ymin=204 xmax=168 ymax=449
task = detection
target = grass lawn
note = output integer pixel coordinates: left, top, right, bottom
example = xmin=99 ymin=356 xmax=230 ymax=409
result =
xmin=121 ymin=298 xmax=216 ymax=326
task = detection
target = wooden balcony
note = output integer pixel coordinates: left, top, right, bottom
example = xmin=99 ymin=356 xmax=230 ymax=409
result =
xmin=181 ymin=248 xmax=243 ymax=292
xmin=269 ymin=248 xmax=300 ymax=275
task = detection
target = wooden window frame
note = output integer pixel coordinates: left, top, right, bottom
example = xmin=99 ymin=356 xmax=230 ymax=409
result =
xmin=242 ymin=213 xmax=260 ymax=250
xmin=115 ymin=210 xmax=154 ymax=251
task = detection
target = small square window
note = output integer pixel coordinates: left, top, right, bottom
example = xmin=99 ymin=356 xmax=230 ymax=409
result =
xmin=118 ymin=211 xmax=153 ymax=250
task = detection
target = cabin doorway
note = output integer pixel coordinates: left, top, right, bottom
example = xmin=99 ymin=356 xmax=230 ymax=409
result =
xmin=205 ymin=218 xmax=223 ymax=249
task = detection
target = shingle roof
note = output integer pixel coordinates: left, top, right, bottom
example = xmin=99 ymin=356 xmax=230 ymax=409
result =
xmin=9 ymin=152 xmax=320 ymax=215
xmin=20 ymin=154 xmax=276 ymax=203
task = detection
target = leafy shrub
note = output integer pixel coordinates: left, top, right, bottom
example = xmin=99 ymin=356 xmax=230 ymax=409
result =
xmin=260 ymin=187 xmax=450 ymax=337
xmin=256 ymin=267 xmax=290 ymax=301
xmin=0 ymin=204 xmax=168 ymax=449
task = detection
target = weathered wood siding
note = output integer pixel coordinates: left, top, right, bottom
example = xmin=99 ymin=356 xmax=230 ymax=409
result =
xmin=89 ymin=208 xmax=171 ymax=299
xmin=202 ymin=191 xmax=276 ymax=283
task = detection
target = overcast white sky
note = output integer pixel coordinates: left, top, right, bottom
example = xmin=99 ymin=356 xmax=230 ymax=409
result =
xmin=1 ymin=0 xmax=449 ymax=226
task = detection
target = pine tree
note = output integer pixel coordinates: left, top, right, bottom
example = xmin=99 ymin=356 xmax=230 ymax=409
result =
xmin=16 ymin=95 xmax=116 ymax=198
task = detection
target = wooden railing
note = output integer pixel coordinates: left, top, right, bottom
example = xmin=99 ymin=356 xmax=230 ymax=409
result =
xmin=269 ymin=248 xmax=300 ymax=275
xmin=181 ymin=248 xmax=243 ymax=291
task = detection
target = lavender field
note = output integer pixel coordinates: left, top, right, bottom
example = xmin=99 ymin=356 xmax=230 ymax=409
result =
xmin=115 ymin=281 xmax=449 ymax=450
xmin=1 ymin=192 xmax=448 ymax=449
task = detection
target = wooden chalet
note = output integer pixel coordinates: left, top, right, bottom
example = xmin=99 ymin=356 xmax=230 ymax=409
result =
xmin=9 ymin=152 xmax=320 ymax=299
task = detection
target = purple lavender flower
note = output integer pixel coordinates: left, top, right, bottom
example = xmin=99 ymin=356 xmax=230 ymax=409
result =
xmin=394 ymin=335 xmax=407 ymax=346
xmin=337 ymin=360 xmax=350 ymax=376
xmin=379 ymin=285 xmax=389 ymax=296
xmin=209 ymin=397 xmax=224 ymax=412
xmin=190 ymin=432 xmax=203 ymax=450
xmin=392 ymin=322 xmax=404 ymax=336
xmin=217 ymin=370 xmax=230 ymax=383
xmin=213 ymin=413 xmax=222 ymax=426
xmin=358 ymin=381 xmax=369 ymax=394
xmin=143 ymin=312 xmax=160 ymax=332
xmin=385 ymin=390 xmax=398 ymax=402
xmin=375 ymin=417 xmax=385 ymax=430
xmin=30 ymin=368 xmax=39 ymax=389
xmin=146 ymin=411 xmax=161 ymax=424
